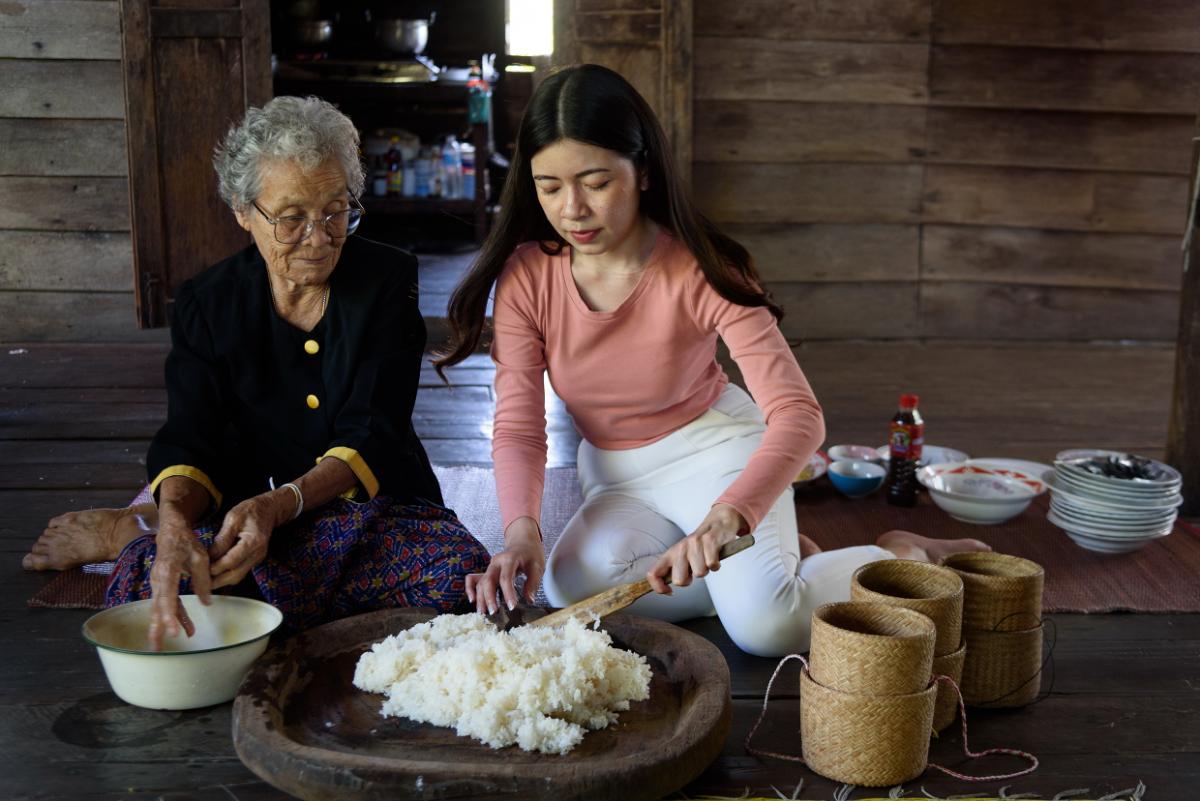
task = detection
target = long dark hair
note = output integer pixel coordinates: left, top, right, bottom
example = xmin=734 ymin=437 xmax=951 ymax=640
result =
xmin=434 ymin=64 xmax=782 ymax=377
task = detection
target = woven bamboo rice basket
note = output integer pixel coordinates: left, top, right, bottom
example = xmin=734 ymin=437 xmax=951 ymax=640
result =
xmin=800 ymin=668 xmax=937 ymax=786
xmin=851 ymin=559 xmax=964 ymax=656
xmin=809 ymin=601 xmax=935 ymax=696
xmin=961 ymin=623 xmax=1044 ymax=708
xmin=931 ymin=641 xmax=966 ymax=732
xmin=940 ymin=552 xmax=1044 ymax=632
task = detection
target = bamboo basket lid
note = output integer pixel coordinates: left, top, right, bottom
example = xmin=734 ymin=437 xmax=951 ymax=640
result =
xmin=809 ymin=601 xmax=935 ymax=696
xmin=851 ymin=559 xmax=964 ymax=656
xmin=940 ymin=552 xmax=1044 ymax=632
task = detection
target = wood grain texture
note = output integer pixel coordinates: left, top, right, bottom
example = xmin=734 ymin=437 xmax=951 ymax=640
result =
xmin=770 ymin=281 xmax=920 ymax=340
xmin=925 ymin=107 xmax=1195 ymax=175
xmin=0 ymin=119 xmax=127 ymax=177
xmin=726 ymin=223 xmax=919 ymax=282
xmin=922 ymin=165 xmax=1189 ymax=235
xmin=0 ymin=291 xmax=154 ymax=342
xmin=932 ymin=0 xmax=1200 ymax=53
xmin=577 ymin=42 xmax=662 ymax=111
xmin=920 ymin=282 xmax=1180 ymax=340
xmin=0 ymin=0 xmax=120 ymax=59
xmin=930 ymin=45 xmax=1200 ymax=114
xmin=694 ymin=163 xmax=923 ymax=224
xmin=572 ymin=10 xmax=661 ymax=44
xmin=922 ymin=225 xmax=1183 ymax=291
xmin=0 ymin=177 xmax=129 ymax=232
xmin=694 ymin=100 xmax=926 ymax=163
xmin=695 ymin=0 xmax=929 ymax=43
xmin=0 ymin=231 xmax=131 ymax=291
xmin=694 ymin=37 xmax=928 ymax=104
xmin=0 ymin=59 xmax=124 ymax=119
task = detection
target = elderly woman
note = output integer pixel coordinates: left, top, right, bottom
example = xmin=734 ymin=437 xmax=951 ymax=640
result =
xmin=22 ymin=96 xmax=489 ymax=649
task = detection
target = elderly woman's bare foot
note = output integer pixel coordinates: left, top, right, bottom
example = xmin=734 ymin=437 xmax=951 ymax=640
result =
xmin=22 ymin=504 xmax=156 ymax=571
xmin=875 ymin=529 xmax=992 ymax=563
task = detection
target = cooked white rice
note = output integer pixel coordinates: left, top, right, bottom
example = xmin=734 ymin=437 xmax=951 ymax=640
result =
xmin=353 ymin=613 xmax=652 ymax=754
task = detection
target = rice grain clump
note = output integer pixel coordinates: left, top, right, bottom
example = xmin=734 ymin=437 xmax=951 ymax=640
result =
xmin=353 ymin=614 xmax=652 ymax=754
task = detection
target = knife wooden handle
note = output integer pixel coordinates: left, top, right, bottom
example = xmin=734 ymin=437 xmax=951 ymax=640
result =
xmin=529 ymin=534 xmax=756 ymax=629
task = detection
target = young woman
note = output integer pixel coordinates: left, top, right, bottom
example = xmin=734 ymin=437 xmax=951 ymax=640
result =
xmin=435 ymin=65 xmax=987 ymax=656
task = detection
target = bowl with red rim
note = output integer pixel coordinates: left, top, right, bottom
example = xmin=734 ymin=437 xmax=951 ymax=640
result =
xmin=917 ymin=462 xmax=1045 ymax=525
xmin=793 ymin=450 xmax=830 ymax=485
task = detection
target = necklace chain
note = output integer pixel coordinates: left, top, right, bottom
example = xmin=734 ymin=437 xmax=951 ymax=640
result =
xmin=269 ymin=280 xmax=329 ymax=322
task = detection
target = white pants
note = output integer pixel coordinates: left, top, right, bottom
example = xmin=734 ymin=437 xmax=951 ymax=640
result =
xmin=542 ymin=384 xmax=893 ymax=656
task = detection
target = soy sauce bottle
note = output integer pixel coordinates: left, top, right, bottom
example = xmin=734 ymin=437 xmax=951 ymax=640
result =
xmin=886 ymin=393 xmax=924 ymax=507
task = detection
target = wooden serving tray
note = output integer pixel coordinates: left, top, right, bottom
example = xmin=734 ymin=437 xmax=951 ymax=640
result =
xmin=232 ymin=607 xmax=732 ymax=801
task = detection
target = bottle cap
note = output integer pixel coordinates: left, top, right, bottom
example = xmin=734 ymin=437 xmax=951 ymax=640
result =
xmin=899 ymin=393 xmax=919 ymax=409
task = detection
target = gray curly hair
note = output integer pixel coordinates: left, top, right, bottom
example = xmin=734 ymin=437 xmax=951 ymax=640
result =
xmin=213 ymin=95 xmax=364 ymax=211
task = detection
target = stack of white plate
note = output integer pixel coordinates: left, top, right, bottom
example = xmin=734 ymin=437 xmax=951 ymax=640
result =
xmin=1045 ymin=449 xmax=1183 ymax=553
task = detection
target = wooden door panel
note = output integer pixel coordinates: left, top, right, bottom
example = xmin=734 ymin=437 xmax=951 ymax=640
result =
xmin=121 ymin=0 xmax=270 ymax=328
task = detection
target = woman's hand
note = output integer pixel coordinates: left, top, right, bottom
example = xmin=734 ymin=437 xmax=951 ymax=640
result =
xmin=208 ymin=489 xmax=291 ymax=590
xmin=466 ymin=517 xmax=545 ymax=614
xmin=646 ymin=503 xmax=747 ymax=595
xmin=148 ymin=507 xmax=213 ymax=652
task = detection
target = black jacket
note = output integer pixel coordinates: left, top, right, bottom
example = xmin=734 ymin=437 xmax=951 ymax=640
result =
xmin=146 ymin=235 xmax=442 ymax=511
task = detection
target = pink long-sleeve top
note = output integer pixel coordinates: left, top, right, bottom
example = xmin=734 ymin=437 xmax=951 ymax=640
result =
xmin=490 ymin=230 xmax=826 ymax=534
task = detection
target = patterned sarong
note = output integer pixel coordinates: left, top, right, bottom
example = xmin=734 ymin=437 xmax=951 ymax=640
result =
xmin=104 ymin=496 xmax=490 ymax=631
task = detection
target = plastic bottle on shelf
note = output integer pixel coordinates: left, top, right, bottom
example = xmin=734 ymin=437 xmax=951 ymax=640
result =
xmin=886 ymin=393 xmax=924 ymax=507
xmin=467 ymin=63 xmax=491 ymax=125
xmin=430 ymin=142 xmax=444 ymax=198
xmin=414 ymin=146 xmax=432 ymax=198
xmin=402 ymin=152 xmax=417 ymax=197
xmin=385 ymin=137 xmax=403 ymax=196
xmin=441 ymin=136 xmax=463 ymax=199
xmin=460 ymin=142 xmax=476 ymax=200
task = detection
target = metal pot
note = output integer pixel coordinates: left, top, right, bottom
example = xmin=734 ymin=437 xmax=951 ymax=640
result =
xmin=374 ymin=17 xmax=430 ymax=55
xmin=292 ymin=18 xmax=333 ymax=47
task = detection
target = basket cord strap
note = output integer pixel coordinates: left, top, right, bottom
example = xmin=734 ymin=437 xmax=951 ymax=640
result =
xmin=927 ymin=674 xmax=1040 ymax=781
xmin=744 ymin=653 xmax=808 ymax=763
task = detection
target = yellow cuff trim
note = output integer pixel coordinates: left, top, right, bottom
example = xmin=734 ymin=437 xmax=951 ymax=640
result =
xmin=319 ymin=446 xmax=380 ymax=500
xmin=149 ymin=465 xmax=222 ymax=508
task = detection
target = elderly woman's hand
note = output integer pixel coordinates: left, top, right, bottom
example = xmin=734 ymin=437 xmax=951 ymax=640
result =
xmin=148 ymin=508 xmax=213 ymax=652
xmin=208 ymin=489 xmax=293 ymax=590
xmin=646 ymin=503 xmax=747 ymax=594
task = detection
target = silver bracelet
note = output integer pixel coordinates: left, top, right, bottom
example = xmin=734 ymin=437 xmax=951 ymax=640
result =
xmin=280 ymin=482 xmax=304 ymax=520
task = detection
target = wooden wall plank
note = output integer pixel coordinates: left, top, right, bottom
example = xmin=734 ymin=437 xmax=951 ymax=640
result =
xmin=926 ymin=108 xmax=1194 ymax=175
xmin=695 ymin=0 xmax=929 ymax=43
xmin=726 ymin=223 xmax=919 ymax=282
xmin=0 ymin=177 xmax=130 ymax=232
xmin=0 ymin=59 xmax=124 ymax=118
xmin=0 ymin=0 xmax=120 ymax=59
xmin=930 ymin=45 xmax=1200 ymax=115
xmin=695 ymin=163 xmax=923 ymax=224
xmin=932 ymin=0 xmax=1200 ymax=54
xmin=577 ymin=43 xmax=662 ymax=115
xmin=694 ymin=101 xmax=926 ymax=163
xmin=922 ymin=166 xmax=1189 ymax=235
xmin=577 ymin=0 xmax=660 ymax=11
xmin=920 ymin=283 xmax=1180 ymax=340
xmin=923 ymin=225 xmax=1183 ymax=291
xmin=0 ymin=231 xmax=131 ymax=291
xmin=0 ymin=119 xmax=126 ymax=177
xmin=694 ymin=37 xmax=928 ymax=104
xmin=771 ymin=281 xmax=920 ymax=340
xmin=0 ymin=292 xmax=162 ymax=342
xmin=573 ymin=10 xmax=661 ymax=44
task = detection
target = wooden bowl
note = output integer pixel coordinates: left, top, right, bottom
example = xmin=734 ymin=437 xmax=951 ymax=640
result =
xmin=233 ymin=607 xmax=731 ymax=801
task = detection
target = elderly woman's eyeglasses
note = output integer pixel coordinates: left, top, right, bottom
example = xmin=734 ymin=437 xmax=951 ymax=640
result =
xmin=251 ymin=197 xmax=365 ymax=244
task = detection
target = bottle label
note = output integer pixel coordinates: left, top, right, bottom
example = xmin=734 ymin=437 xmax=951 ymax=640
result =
xmin=889 ymin=422 xmax=924 ymax=460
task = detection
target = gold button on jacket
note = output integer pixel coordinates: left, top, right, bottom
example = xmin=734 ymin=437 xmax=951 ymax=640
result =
xmin=306 ymin=394 xmax=320 ymax=409
xmin=304 ymin=339 xmax=320 ymax=355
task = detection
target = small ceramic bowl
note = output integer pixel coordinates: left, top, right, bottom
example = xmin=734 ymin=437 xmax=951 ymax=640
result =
xmin=917 ymin=463 xmax=1042 ymax=525
xmin=828 ymin=459 xmax=887 ymax=498
xmin=827 ymin=444 xmax=882 ymax=463
xmin=794 ymin=450 xmax=830 ymax=485
xmin=83 ymin=595 xmax=283 ymax=710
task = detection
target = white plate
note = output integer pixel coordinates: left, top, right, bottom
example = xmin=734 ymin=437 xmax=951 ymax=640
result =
xmin=1054 ymin=466 xmax=1182 ymax=498
xmin=1046 ymin=509 xmax=1174 ymax=540
xmin=1049 ymin=502 xmax=1176 ymax=535
xmin=1049 ymin=500 xmax=1178 ymax=527
xmin=876 ymin=444 xmax=970 ymax=466
xmin=1060 ymin=528 xmax=1166 ymax=554
xmin=1054 ymin=449 xmax=1182 ymax=489
xmin=1045 ymin=473 xmax=1184 ymax=511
